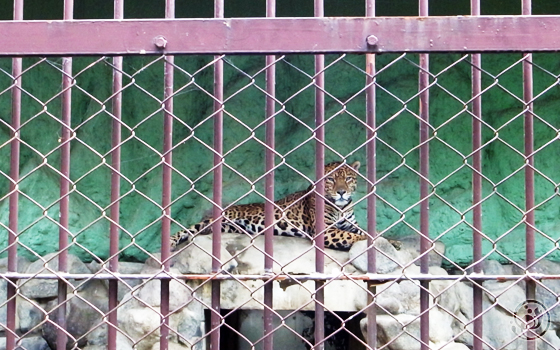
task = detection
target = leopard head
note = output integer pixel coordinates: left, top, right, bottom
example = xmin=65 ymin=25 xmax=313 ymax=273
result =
xmin=324 ymin=161 xmax=361 ymax=208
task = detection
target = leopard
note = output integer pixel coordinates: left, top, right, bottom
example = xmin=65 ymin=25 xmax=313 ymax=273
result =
xmin=170 ymin=161 xmax=367 ymax=251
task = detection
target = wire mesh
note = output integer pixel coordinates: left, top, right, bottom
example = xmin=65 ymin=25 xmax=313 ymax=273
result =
xmin=2 ymin=2 xmax=560 ymax=350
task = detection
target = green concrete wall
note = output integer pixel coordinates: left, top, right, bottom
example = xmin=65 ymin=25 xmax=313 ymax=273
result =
xmin=1 ymin=1 xmax=560 ymax=266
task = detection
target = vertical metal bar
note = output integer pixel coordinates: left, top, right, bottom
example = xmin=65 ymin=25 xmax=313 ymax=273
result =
xmin=7 ymin=2 xmax=24 ymax=349
xmin=470 ymin=1 xmax=483 ymax=350
xmin=314 ymin=1 xmax=325 ymax=349
xmin=108 ymin=1 xmax=124 ymax=349
xmin=211 ymin=1 xmax=224 ymax=348
xmin=58 ymin=1 xmax=73 ymax=348
xmin=418 ymin=2 xmax=430 ymax=350
xmin=365 ymin=0 xmax=377 ymax=348
xmin=522 ymin=0 xmax=536 ymax=346
xmin=160 ymin=2 xmax=175 ymax=350
xmin=263 ymin=1 xmax=276 ymax=350
xmin=522 ymin=0 xmax=535 ymax=273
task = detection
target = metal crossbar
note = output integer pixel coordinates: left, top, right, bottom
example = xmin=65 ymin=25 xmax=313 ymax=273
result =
xmin=1 ymin=0 xmax=560 ymax=350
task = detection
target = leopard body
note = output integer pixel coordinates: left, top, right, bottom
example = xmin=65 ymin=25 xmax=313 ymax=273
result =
xmin=170 ymin=161 xmax=366 ymax=250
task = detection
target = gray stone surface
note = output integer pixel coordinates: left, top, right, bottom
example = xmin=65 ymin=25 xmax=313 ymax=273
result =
xmin=87 ymin=261 xmax=145 ymax=301
xmin=19 ymin=253 xmax=91 ymax=299
xmin=396 ymin=235 xmax=446 ymax=267
xmin=349 ymin=238 xmax=402 ymax=274
xmin=17 ymin=296 xmax=47 ymax=333
xmin=42 ymin=280 xmax=108 ymax=349
xmin=0 ymin=336 xmax=51 ymax=350
xmin=0 ymin=256 xmax=31 ymax=328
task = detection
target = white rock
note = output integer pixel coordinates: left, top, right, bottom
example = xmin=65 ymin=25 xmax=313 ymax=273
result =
xmin=482 ymin=280 xmax=525 ymax=314
xmin=223 ymin=233 xmax=352 ymax=274
xmin=396 ymin=235 xmax=445 ymax=267
xmin=349 ymin=238 xmax=402 ymax=274
xmin=87 ymin=260 xmax=145 ymax=302
xmin=436 ymin=342 xmax=470 ymax=350
xmin=168 ymin=235 xmax=237 ymax=273
xmin=151 ymin=342 xmax=191 ymax=350
xmin=135 ymin=266 xmax=197 ymax=310
xmin=370 ymin=314 xmax=421 ymax=350
xmin=429 ymin=308 xmax=454 ymax=344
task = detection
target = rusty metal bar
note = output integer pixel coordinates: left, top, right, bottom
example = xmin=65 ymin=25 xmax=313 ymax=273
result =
xmin=263 ymin=1 xmax=276 ymax=350
xmin=523 ymin=2 xmax=535 ymax=275
xmin=4 ymin=17 xmax=560 ymax=56
xmin=107 ymin=1 xmax=124 ymax=349
xmin=522 ymin=0 xmax=536 ymax=347
xmin=365 ymin=0 xmax=377 ymax=348
xmin=6 ymin=2 xmax=24 ymax=349
xmin=160 ymin=1 xmax=175 ymax=349
xmin=57 ymin=0 xmax=74 ymax=347
xmin=314 ymin=1 xmax=325 ymax=349
xmin=211 ymin=1 xmax=224 ymax=349
xmin=470 ymin=2 xmax=483 ymax=350
xmin=418 ymin=2 xmax=430 ymax=350
xmin=0 ymin=271 xmax=552 ymax=282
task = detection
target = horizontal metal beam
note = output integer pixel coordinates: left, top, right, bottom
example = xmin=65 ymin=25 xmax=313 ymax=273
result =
xmin=1 ymin=16 xmax=560 ymax=56
xmin=0 ymin=272 xmax=553 ymax=282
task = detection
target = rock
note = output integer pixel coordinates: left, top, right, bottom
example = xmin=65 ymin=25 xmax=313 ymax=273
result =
xmin=20 ymin=253 xmax=91 ymax=299
xmin=82 ymin=332 xmax=134 ymax=350
xmin=150 ymin=342 xmax=191 ymax=350
xmin=395 ymin=235 xmax=445 ymax=267
xmin=370 ymin=314 xmax=421 ymax=349
xmin=148 ymin=235 xmax=237 ymax=274
xmin=17 ymin=296 xmax=48 ymax=333
xmin=87 ymin=261 xmax=145 ymax=302
xmin=482 ymin=259 xmax=506 ymax=274
xmin=222 ymin=233 xmax=351 ymax=274
xmin=0 ymin=256 xmax=31 ymax=273
xmin=513 ymin=259 xmax=560 ymax=325
xmin=117 ymin=304 xmax=202 ymax=350
xmin=117 ymin=270 xmax=205 ymax=350
xmin=349 ymin=238 xmax=402 ymax=274
xmin=371 ymin=282 xmax=404 ymax=315
xmin=0 ymin=256 xmax=31 ymax=329
xmin=480 ymin=302 xmax=524 ymax=350
xmin=0 ymin=335 xmax=51 ymax=350
xmin=482 ymin=280 xmax=525 ymax=313
xmin=361 ymin=310 xmax=454 ymax=350
xmin=429 ymin=309 xmax=454 ymax=344
xmin=438 ymin=343 xmax=470 ymax=350
xmin=42 ymin=280 xmax=108 ymax=350
xmin=118 ymin=307 xmax=161 ymax=350
xmin=176 ymin=307 xmax=204 ymax=349
xmin=134 ymin=266 xmax=198 ymax=310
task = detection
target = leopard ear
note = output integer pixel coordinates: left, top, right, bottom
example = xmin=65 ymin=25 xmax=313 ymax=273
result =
xmin=350 ymin=161 xmax=361 ymax=171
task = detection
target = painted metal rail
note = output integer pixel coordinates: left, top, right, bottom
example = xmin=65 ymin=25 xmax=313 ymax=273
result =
xmin=2 ymin=16 xmax=560 ymax=56
xmin=2 ymin=0 xmax=559 ymax=349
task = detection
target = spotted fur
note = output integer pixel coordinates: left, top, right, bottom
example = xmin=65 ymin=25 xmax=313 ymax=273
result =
xmin=170 ymin=161 xmax=366 ymax=250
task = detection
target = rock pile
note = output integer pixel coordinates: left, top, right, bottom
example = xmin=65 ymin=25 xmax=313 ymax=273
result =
xmin=1 ymin=234 xmax=559 ymax=349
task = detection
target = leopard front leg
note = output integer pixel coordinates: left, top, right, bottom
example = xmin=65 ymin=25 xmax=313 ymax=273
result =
xmin=323 ymin=227 xmax=367 ymax=250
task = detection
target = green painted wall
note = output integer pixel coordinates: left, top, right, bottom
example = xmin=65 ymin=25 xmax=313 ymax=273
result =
xmin=1 ymin=1 xmax=560 ymax=266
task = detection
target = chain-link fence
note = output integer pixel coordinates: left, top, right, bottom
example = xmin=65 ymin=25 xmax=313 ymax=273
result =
xmin=2 ymin=0 xmax=560 ymax=349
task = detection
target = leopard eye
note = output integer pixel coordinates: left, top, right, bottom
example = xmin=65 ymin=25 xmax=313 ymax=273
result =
xmin=346 ymin=176 xmax=354 ymax=182
xmin=326 ymin=177 xmax=335 ymax=182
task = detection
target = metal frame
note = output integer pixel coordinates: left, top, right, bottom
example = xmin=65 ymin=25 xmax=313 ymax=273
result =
xmin=2 ymin=0 xmax=559 ymax=349
xmin=2 ymin=16 xmax=560 ymax=56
